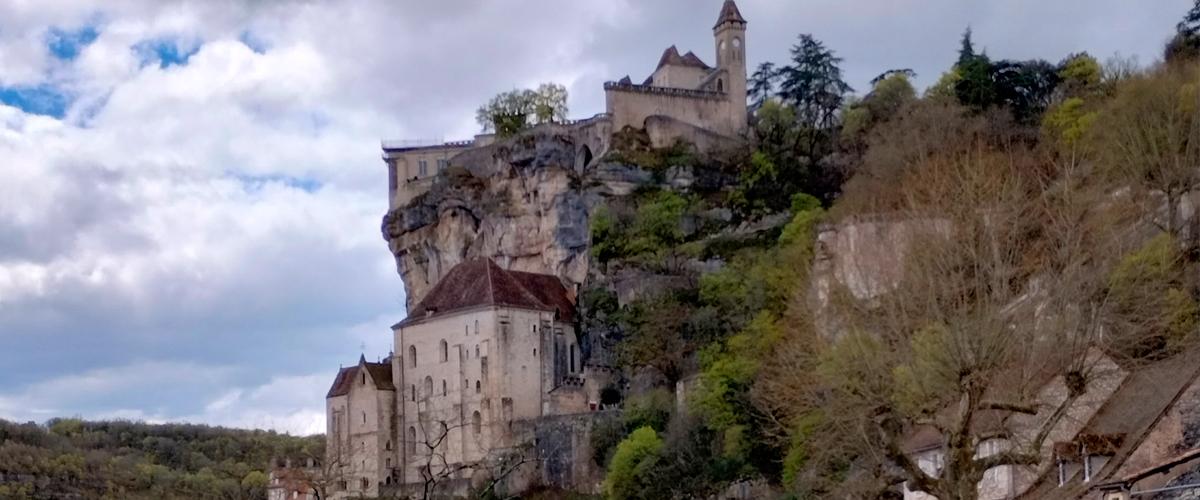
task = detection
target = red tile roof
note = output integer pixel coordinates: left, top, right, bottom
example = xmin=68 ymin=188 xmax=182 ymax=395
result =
xmin=714 ymin=0 xmax=746 ymax=29
xmin=396 ymin=258 xmax=575 ymax=327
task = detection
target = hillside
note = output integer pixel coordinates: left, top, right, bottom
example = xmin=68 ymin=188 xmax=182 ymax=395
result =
xmin=0 ymin=418 xmax=321 ymax=500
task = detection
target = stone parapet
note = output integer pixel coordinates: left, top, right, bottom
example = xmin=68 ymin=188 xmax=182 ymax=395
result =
xmin=603 ymin=81 xmax=726 ymax=100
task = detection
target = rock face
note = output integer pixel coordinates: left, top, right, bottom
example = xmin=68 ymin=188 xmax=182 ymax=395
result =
xmin=382 ymin=119 xmax=639 ymax=311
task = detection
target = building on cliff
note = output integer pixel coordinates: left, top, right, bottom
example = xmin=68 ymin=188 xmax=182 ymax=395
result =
xmin=382 ymin=0 xmax=749 ymax=212
xmin=325 ymin=258 xmax=591 ymax=498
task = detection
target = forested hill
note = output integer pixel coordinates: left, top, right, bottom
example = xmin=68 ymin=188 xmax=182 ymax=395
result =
xmin=0 ymin=418 xmax=321 ymax=500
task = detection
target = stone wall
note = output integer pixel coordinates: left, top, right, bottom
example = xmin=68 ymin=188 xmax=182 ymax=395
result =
xmin=604 ymin=83 xmax=739 ymax=138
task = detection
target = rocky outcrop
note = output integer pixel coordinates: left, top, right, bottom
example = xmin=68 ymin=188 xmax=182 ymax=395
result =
xmin=381 ymin=119 xmax=654 ymax=311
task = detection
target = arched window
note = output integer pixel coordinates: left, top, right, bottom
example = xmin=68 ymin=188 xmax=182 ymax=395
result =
xmin=423 ymin=376 xmax=433 ymax=396
xmin=386 ymin=440 xmax=392 ymax=451
xmin=385 ymin=476 xmax=391 ymax=485
xmin=407 ymin=426 xmax=416 ymax=455
xmin=475 ymin=320 xmax=480 ymax=334
xmin=475 ymin=345 xmax=480 ymax=358
xmin=442 ymin=379 xmax=447 ymax=396
xmin=475 ymin=380 xmax=481 ymax=393
xmin=717 ymin=79 xmax=724 ymax=92
xmin=472 ymin=411 xmax=482 ymax=434
xmin=385 ymin=458 xmax=391 ymax=469
xmin=408 ymin=345 xmax=417 ymax=368
xmin=439 ymin=340 xmax=448 ymax=363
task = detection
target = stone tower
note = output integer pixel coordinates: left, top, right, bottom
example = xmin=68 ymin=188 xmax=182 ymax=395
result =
xmin=714 ymin=0 xmax=748 ymax=133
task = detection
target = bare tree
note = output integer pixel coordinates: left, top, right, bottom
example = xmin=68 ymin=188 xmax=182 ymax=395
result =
xmin=758 ymin=128 xmax=1164 ymax=499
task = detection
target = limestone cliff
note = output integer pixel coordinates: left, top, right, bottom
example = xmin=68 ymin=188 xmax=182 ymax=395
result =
xmin=381 ymin=119 xmax=657 ymax=311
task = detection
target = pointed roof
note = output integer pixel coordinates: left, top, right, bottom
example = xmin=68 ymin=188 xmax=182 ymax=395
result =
xmin=656 ymin=46 xmax=711 ymax=71
xmin=714 ymin=0 xmax=746 ymax=29
xmin=325 ymin=361 xmax=395 ymax=398
xmin=396 ymin=258 xmax=575 ymax=327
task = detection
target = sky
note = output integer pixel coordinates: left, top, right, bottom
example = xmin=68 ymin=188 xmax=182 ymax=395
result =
xmin=0 ymin=0 xmax=1189 ymax=437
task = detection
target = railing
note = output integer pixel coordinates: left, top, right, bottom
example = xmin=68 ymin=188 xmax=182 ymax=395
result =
xmin=603 ymin=81 xmax=725 ymax=99
xmin=381 ymin=137 xmax=442 ymax=149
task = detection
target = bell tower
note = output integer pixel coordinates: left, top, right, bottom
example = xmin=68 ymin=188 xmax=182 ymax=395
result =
xmin=713 ymin=0 xmax=748 ymax=133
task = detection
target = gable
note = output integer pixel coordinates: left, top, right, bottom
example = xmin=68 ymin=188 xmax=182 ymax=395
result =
xmin=397 ymin=258 xmax=574 ymax=327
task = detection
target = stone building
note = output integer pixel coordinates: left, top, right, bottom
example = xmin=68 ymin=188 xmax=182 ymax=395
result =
xmin=325 ymin=258 xmax=589 ymax=498
xmin=381 ymin=0 xmax=750 ymax=211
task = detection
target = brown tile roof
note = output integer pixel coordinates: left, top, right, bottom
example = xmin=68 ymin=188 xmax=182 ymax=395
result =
xmin=714 ymin=0 xmax=746 ymax=29
xmin=655 ymin=46 xmax=710 ymax=71
xmin=396 ymin=258 xmax=575 ymax=327
xmin=326 ymin=360 xmax=395 ymax=398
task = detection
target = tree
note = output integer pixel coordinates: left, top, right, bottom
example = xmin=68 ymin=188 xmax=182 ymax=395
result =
xmin=602 ymin=427 xmax=663 ymax=500
xmin=1168 ymin=0 xmax=1200 ymax=61
xmin=475 ymin=83 xmax=569 ymax=138
xmin=779 ymin=34 xmax=853 ymax=132
xmin=749 ymin=62 xmax=781 ymax=110
xmin=1093 ymin=65 xmax=1200 ymax=241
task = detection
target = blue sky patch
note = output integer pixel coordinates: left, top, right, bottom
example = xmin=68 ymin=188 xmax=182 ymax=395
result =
xmin=239 ymin=30 xmax=269 ymax=54
xmin=133 ymin=37 xmax=202 ymax=69
xmin=47 ymin=25 xmax=100 ymax=60
xmin=234 ymin=173 xmax=323 ymax=194
xmin=0 ymin=85 xmax=70 ymax=118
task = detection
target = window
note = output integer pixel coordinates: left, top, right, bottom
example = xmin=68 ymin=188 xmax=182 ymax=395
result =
xmin=386 ymin=457 xmax=391 ymax=468
xmin=386 ymin=440 xmax=392 ymax=451
xmin=476 ymin=380 xmax=481 ymax=393
xmin=570 ymin=344 xmax=577 ymax=373
xmin=361 ymin=372 xmax=366 ymax=385
xmin=339 ymin=480 xmax=347 ymax=491
xmin=410 ymin=384 xmax=416 ymax=401
xmin=407 ymin=427 xmax=417 ymax=455
xmin=439 ymin=340 xmax=448 ymax=363
xmin=361 ymin=477 xmax=369 ymax=490
xmin=475 ymin=345 xmax=480 ymax=358
xmin=533 ymin=348 xmax=537 ymax=357
xmin=418 ymin=160 xmax=428 ymax=176
xmin=437 ymin=159 xmax=447 ymax=172
xmin=362 ymin=412 xmax=366 ymax=424
xmin=442 ymin=379 xmax=447 ymax=396
xmin=717 ymin=79 xmax=724 ymax=92
xmin=388 ymin=161 xmax=398 ymax=192
xmin=408 ymin=345 xmax=417 ymax=368
xmin=423 ymin=376 xmax=433 ymax=396
xmin=472 ymin=411 xmax=482 ymax=434
xmin=501 ymin=321 xmax=511 ymax=340
xmin=475 ymin=320 xmax=480 ymax=334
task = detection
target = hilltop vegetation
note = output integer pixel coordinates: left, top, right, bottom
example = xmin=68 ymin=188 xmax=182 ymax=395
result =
xmin=0 ymin=418 xmax=320 ymax=500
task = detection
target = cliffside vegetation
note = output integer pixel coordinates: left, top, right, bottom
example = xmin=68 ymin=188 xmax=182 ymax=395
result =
xmin=0 ymin=418 xmax=320 ymax=500
xmin=586 ymin=5 xmax=1200 ymax=500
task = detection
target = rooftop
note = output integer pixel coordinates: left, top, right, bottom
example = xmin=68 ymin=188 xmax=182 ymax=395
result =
xmin=395 ymin=258 xmax=576 ymax=328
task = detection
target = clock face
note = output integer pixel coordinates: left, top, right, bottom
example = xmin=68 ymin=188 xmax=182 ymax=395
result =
xmin=732 ymin=37 xmax=741 ymax=49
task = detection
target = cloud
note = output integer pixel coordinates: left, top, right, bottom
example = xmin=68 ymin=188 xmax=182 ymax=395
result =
xmin=0 ymin=0 xmax=1189 ymax=436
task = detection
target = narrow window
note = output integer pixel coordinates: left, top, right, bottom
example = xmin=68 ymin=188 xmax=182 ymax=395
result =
xmin=410 ymin=384 xmax=416 ymax=401
xmin=362 ymin=412 xmax=366 ymax=424
xmin=570 ymin=344 xmax=577 ymax=373
xmin=718 ymin=79 xmax=724 ymax=92
xmin=386 ymin=440 xmax=392 ymax=451
xmin=475 ymin=345 xmax=480 ymax=358
xmin=423 ymin=376 xmax=433 ymax=396
xmin=476 ymin=380 xmax=481 ymax=393
xmin=473 ymin=411 xmax=482 ymax=434
xmin=439 ymin=340 xmax=448 ymax=363
xmin=475 ymin=320 xmax=480 ymax=334
xmin=385 ymin=458 xmax=391 ymax=468
xmin=442 ymin=379 xmax=447 ymax=396
xmin=361 ymin=372 xmax=366 ymax=384
xmin=408 ymin=345 xmax=416 ymax=368
xmin=407 ymin=427 xmax=416 ymax=455
xmin=361 ymin=477 xmax=368 ymax=490
xmin=419 ymin=160 xmax=428 ymax=176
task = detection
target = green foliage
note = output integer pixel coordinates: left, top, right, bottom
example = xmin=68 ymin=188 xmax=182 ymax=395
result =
xmin=1042 ymin=97 xmax=1098 ymax=147
xmin=475 ymin=83 xmax=569 ymax=138
xmin=627 ymin=191 xmax=690 ymax=256
xmin=0 ymin=418 xmax=320 ymax=500
xmin=781 ymin=411 xmax=824 ymax=485
xmin=1107 ymin=233 xmax=1200 ymax=358
xmin=728 ymin=152 xmax=782 ymax=218
xmin=1059 ymin=53 xmax=1103 ymax=90
xmin=925 ymin=68 xmax=962 ymax=100
xmin=779 ymin=34 xmax=853 ymax=130
xmin=602 ymin=427 xmax=663 ymax=500
xmin=624 ymin=389 xmax=674 ymax=433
